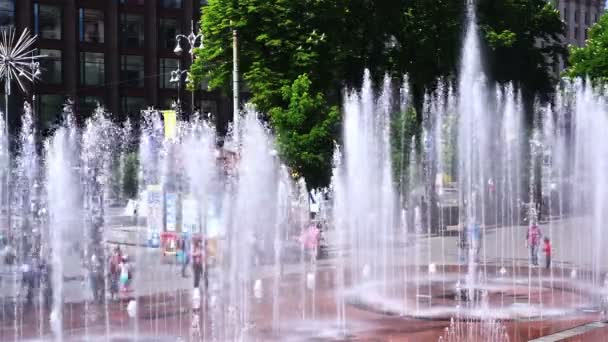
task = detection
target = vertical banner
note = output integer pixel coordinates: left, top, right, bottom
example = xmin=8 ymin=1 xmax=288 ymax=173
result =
xmin=182 ymin=196 xmax=199 ymax=234
xmin=162 ymin=110 xmax=177 ymax=140
xmin=146 ymin=185 xmax=163 ymax=247
xmin=166 ymin=193 xmax=178 ymax=232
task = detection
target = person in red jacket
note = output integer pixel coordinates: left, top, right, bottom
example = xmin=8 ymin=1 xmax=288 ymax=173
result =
xmin=543 ymin=237 xmax=551 ymax=269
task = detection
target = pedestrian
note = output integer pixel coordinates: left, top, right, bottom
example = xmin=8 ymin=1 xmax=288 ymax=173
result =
xmin=108 ymin=247 xmax=121 ymax=300
xmin=192 ymin=239 xmax=204 ymax=289
xmin=543 ymin=237 xmax=552 ymax=269
xmin=90 ymin=253 xmax=103 ymax=303
xmin=526 ymin=223 xmax=542 ymax=266
xmin=299 ymin=224 xmax=319 ymax=265
xmin=40 ymin=261 xmax=52 ymax=310
xmin=20 ymin=259 xmax=33 ymax=307
xmin=118 ymin=255 xmax=131 ymax=297
xmin=177 ymin=239 xmax=189 ymax=278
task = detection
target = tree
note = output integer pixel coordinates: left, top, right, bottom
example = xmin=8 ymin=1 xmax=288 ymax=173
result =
xmin=566 ymin=11 xmax=608 ymax=82
xmin=270 ymin=74 xmax=339 ymax=189
xmin=190 ymin=0 xmax=395 ymax=188
xmin=190 ymin=0 xmax=566 ymax=189
xmin=476 ymin=0 xmax=565 ymax=102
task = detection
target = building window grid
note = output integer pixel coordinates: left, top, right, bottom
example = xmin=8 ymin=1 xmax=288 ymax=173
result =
xmin=80 ymin=52 xmax=105 ymax=86
xmin=39 ymin=49 xmax=62 ymax=84
xmin=79 ymin=8 xmax=105 ymax=43
xmin=121 ymin=13 xmax=145 ymax=48
xmin=160 ymin=58 xmax=179 ymax=89
xmin=0 ymin=0 xmax=15 ymax=30
xmin=34 ymin=4 xmax=62 ymax=40
xmin=160 ymin=0 xmax=183 ymax=9
xmin=159 ymin=18 xmax=181 ymax=50
xmin=121 ymin=97 xmax=146 ymax=117
xmin=120 ymin=55 xmax=145 ymax=88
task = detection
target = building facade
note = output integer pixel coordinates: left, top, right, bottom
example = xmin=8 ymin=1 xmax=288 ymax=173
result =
xmin=0 ymin=0 xmax=232 ymax=135
xmin=554 ymin=0 xmax=605 ymax=46
xmin=551 ymin=0 xmax=606 ymax=72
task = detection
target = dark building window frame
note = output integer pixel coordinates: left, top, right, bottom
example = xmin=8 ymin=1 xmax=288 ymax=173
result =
xmin=160 ymin=0 xmax=183 ymax=10
xmin=34 ymin=3 xmax=63 ymax=40
xmin=80 ymin=51 xmax=105 ymax=86
xmin=120 ymin=12 xmax=145 ymax=49
xmin=0 ymin=0 xmax=15 ymax=30
xmin=79 ymin=8 xmax=105 ymax=44
xmin=38 ymin=48 xmax=62 ymax=85
xmin=120 ymin=55 xmax=145 ymax=88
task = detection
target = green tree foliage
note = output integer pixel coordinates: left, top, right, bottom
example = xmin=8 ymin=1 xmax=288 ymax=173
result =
xmin=566 ymin=11 xmax=608 ymax=82
xmin=190 ymin=0 xmax=566 ymax=189
xmin=477 ymin=0 xmax=565 ymax=98
xmin=122 ymin=152 xmax=139 ymax=200
xmin=270 ymin=74 xmax=339 ymax=189
xmin=391 ymin=107 xmax=419 ymax=192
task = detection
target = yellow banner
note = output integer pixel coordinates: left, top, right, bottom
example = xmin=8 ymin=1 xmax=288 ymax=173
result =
xmin=162 ymin=110 xmax=177 ymax=139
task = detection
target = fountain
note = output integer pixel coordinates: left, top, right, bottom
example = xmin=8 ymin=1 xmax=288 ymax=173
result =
xmin=3 ymin=1 xmax=608 ymax=341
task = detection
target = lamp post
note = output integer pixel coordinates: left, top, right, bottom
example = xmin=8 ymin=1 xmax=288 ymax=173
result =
xmin=174 ymin=21 xmax=203 ymax=115
xmin=169 ymin=67 xmax=188 ymax=116
xmin=0 ymin=28 xmax=44 ymax=236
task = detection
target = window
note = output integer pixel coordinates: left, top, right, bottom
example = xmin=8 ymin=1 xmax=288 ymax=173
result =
xmin=39 ymin=95 xmax=63 ymax=132
xmin=79 ymin=9 xmax=104 ymax=43
xmin=159 ymin=18 xmax=180 ymax=50
xmin=121 ymin=97 xmax=146 ymax=117
xmin=80 ymin=52 xmax=105 ymax=86
xmin=574 ymin=27 xmax=579 ymax=41
xmin=160 ymin=0 xmax=182 ymax=9
xmin=585 ymin=29 xmax=588 ymax=40
xmin=39 ymin=49 xmax=62 ymax=84
xmin=121 ymin=14 xmax=144 ymax=48
xmin=34 ymin=4 xmax=62 ymax=39
xmin=200 ymin=0 xmax=208 ymax=6
xmin=160 ymin=58 xmax=179 ymax=89
xmin=584 ymin=11 xmax=589 ymax=25
xmin=574 ymin=9 xmax=579 ymax=24
xmin=120 ymin=0 xmax=144 ymax=5
xmin=0 ymin=0 xmax=15 ymax=30
xmin=121 ymin=55 xmax=144 ymax=87
xmin=563 ymin=7 xmax=568 ymax=22
xmin=79 ymin=96 xmax=102 ymax=116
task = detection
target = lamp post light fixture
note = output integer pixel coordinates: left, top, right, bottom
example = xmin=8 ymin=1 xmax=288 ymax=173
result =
xmin=170 ymin=68 xmax=188 ymax=115
xmin=0 ymin=28 xmax=44 ymax=235
xmin=174 ymin=21 xmax=203 ymax=114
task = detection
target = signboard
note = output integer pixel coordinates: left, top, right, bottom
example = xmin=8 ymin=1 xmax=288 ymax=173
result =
xmin=146 ymin=185 xmax=163 ymax=247
xmin=166 ymin=193 xmax=178 ymax=232
xmin=182 ymin=196 xmax=199 ymax=234
xmin=161 ymin=232 xmax=178 ymax=256
xmin=162 ymin=110 xmax=177 ymax=140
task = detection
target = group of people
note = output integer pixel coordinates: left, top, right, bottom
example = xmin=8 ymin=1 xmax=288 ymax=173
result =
xmin=460 ymin=218 xmax=552 ymax=269
xmin=526 ymin=222 xmax=551 ymax=269
xmin=108 ymin=246 xmax=132 ymax=300
xmin=174 ymin=238 xmax=208 ymax=290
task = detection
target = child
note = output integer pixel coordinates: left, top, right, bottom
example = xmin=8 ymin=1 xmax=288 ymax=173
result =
xmin=543 ymin=237 xmax=551 ymax=269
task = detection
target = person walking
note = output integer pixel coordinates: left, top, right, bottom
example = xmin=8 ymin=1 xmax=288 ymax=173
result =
xmin=108 ymin=247 xmax=121 ymax=300
xmin=543 ymin=237 xmax=552 ymax=269
xmin=192 ymin=240 xmax=204 ymax=289
xmin=526 ymin=223 xmax=542 ymax=266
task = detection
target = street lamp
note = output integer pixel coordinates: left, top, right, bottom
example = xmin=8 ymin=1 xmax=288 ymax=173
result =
xmin=170 ymin=68 xmax=188 ymax=115
xmin=174 ymin=21 xmax=203 ymax=114
xmin=0 ymin=28 xmax=44 ymax=235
